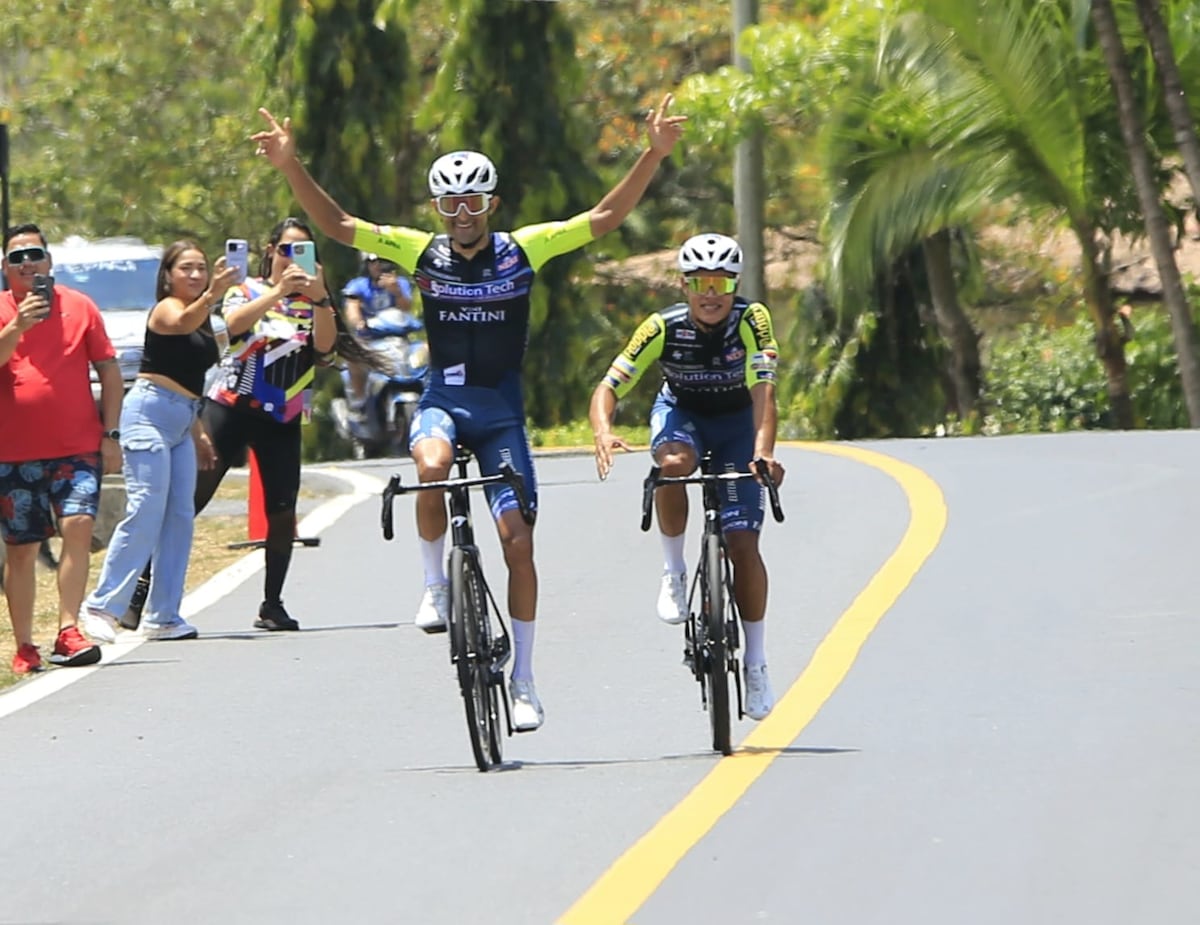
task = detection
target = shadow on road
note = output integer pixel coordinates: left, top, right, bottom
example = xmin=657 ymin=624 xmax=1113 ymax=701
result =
xmin=394 ymin=745 xmax=858 ymax=774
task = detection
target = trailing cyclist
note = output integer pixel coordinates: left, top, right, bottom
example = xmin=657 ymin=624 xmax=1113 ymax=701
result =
xmin=252 ymin=97 xmax=685 ymax=732
xmin=588 ymin=233 xmax=785 ymax=720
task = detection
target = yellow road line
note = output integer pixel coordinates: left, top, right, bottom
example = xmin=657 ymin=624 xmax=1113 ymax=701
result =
xmin=558 ymin=442 xmax=948 ymax=925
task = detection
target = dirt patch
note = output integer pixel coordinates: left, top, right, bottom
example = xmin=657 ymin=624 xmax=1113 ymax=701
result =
xmin=596 ymin=215 xmax=1200 ymax=300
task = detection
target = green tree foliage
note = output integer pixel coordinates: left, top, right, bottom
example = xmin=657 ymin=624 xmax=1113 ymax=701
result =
xmin=252 ymin=0 xmax=413 ymax=288
xmin=415 ymin=0 xmax=607 ymax=425
xmin=0 ymin=0 xmax=274 ymax=253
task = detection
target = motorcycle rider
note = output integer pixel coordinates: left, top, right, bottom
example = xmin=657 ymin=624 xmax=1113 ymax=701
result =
xmin=342 ymin=254 xmax=415 ymax=415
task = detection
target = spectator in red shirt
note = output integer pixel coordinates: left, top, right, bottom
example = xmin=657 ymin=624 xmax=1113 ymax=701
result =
xmin=0 ymin=223 xmax=124 ymax=674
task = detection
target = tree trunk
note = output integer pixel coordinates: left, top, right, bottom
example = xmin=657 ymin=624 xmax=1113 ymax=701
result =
xmin=920 ymin=230 xmax=982 ymax=421
xmin=1094 ymin=0 xmax=1200 ymax=426
xmin=1072 ymin=215 xmax=1134 ymax=428
xmin=1135 ymin=0 xmax=1200 ymax=210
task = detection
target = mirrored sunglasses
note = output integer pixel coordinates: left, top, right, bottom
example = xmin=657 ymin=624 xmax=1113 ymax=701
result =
xmin=276 ymin=242 xmax=309 ymax=258
xmin=685 ymin=275 xmax=738 ymax=295
xmin=435 ymin=193 xmax=491 ymax=217
xmin=5 ymin=246 xmax=48 ymax=265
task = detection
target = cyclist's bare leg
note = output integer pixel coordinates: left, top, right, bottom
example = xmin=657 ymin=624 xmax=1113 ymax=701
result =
xmin=726 ymin=530 xmax=767 ymax=623
xmin=496 ymin=508 xmax=536 ymax=622
xmin=411 ymin=435 xmax=453 ymax=541
xmin=652 ymin=442 xmax=695 ymax=537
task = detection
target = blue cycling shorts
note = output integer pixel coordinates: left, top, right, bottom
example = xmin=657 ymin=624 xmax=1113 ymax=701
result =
xmin=649 ymin=396 xmax=764 ymax=534
xmin=410 ymin=375 xmax=537 ymax=521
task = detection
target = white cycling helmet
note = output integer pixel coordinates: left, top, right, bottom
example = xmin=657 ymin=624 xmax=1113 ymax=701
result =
xmin=427 ymin=151 xmax=498 ymax=196
xmin=678 ymin=233 xmax=743 ymax=275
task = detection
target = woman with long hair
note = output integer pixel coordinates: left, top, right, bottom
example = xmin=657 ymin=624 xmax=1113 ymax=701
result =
xmin=191 ymin=217 xmax=340 ymax=632
xmin=83 ymin=241 xmax=239 ymax=641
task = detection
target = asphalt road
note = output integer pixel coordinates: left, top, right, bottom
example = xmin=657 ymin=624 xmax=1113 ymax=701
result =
xmin=0 ymin=432 xmax=1196 ymax=925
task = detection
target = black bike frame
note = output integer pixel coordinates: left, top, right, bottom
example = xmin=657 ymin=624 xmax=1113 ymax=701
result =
xmin=381 ymin=448 xmax=535 ymax=769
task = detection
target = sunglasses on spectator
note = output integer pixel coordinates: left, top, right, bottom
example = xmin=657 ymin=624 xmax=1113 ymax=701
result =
xmin=275 ymin=242 xmax=310 ymax=258
xmin=5 ymin=247 xmax=48 ymax=265
xmin=685 ymin=275 xmax=738 ymax=295
xmin=435 ymin=193 xmax=492 ymax=217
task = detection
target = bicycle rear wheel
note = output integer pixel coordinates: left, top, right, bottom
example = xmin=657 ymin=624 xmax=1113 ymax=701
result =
xmin=702 ymin=533 xmax=732 ymax=756
xmin=449 ymin=547 xmax=503 ymax=771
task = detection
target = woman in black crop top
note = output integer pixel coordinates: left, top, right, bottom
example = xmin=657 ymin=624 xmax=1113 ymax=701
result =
xmin=82 ymin=241 xmax=239 ymax=644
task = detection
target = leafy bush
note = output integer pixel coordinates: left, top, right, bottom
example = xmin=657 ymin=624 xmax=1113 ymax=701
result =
xmin=982 ymin=302 xmax=1194 ymax=434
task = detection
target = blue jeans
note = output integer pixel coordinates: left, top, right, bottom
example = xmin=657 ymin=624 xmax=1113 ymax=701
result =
xmin=87 ymin=380 xmax=201 ymax=628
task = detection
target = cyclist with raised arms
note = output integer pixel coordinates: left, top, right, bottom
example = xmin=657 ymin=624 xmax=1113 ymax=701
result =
xmin=589 ymin=234 xmax=785 ymax=720
xmin=252 ymin=97 xmax=685 ymax=731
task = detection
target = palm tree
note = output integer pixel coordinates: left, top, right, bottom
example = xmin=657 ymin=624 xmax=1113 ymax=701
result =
xmin=1135 ymin=0 xmax=1200 ymax=210
xmin=825 ymin=0 xmax=1139 ymax=427
xmin=1092 ymin=0 xmax=1200 ymax=424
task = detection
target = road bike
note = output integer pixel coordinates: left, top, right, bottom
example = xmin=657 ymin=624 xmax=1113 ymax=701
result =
xmin=382 ymin=448 xmax=534 ymax=771
xmin=640 ymin=453 xmax=784 ymax=755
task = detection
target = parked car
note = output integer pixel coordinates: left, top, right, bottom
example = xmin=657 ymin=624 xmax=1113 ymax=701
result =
xmin=47 ymin=236 xmax=162 ymax=397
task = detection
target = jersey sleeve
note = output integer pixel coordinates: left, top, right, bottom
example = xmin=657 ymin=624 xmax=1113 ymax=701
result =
xmin=352 ymin=220 xmax=435 ymax=274
xmin=601 ymin=314 xmax=666 ymax=400
xmin=511 ymin=212 xmax=595 ymax=272
xmin=740 ymin=302 xmax=779 ymax=388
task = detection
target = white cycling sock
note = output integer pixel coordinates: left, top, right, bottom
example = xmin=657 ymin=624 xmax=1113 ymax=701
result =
xmin=660 ymin=531 xmax=687 ymax=575
xmin=420 ymin=535 xmax=446 ymax=586
xmin=742 ymin=619 xmax=766 ymax=667
xmin=511 ymin=618 xmax=535 ymax=682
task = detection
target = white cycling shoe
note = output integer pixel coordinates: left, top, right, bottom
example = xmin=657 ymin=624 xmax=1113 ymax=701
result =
xmin=743 ymin=663 xmax=775 ymax=721
xmin=509 ymin=678 xmax=545 ymax=732
xmin=414 ymin=583 xmax=449 ymax=633
xmin=656 ymin=570 xmax=688 ymax=625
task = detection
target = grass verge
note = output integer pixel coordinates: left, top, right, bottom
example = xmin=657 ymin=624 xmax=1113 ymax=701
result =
xmin=0 ymin=472 xmax=338 ymax=692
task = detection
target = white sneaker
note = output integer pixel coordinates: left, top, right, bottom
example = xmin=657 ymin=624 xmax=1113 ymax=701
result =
xmin=81 ymin=606 xmax=118 ymax=644
xmin=142 ymin=620 xmax=199 ymax=641
xmin=744 ymin=663 xmax=775 ymax=720
xmin=510 ymin=678 xmax=545 ymax=732
xmin=656 ymin=570 xmax=688 ymax=625
xmin=414 ymin=583 xmax=449 ymax=633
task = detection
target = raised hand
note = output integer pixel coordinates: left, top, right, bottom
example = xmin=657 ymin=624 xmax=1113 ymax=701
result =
xmin=251 ymin=108 xmax=297 ymax=168
xmin=645 ymin=93 xmax=687 ymax=158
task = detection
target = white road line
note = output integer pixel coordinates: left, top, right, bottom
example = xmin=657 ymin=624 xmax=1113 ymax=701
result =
xmin=0 ymin=465 xmax=383 ymax=721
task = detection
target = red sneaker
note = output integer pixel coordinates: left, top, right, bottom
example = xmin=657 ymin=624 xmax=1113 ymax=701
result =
xmin=12 ymin=643 xmax=43 ymax=675
xmin=48 ymin=626 xmax=102 ymax=667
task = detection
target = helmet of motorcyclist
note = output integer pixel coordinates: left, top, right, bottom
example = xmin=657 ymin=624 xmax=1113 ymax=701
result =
xmin=427 ymin=151 xmax=498 ymax=196
xmin=678 ymin=233 xmax=743 ymax=275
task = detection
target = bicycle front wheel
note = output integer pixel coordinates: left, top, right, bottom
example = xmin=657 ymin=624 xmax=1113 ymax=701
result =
xmin=702 ymin=533 xmax=732 ymax=756
xmin=449 ymin=547 xmax=503 ymax=771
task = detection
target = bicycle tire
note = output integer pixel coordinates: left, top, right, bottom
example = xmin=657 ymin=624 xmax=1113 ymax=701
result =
xmin=449 ymin=547 xmax=502 ymax=771
xmin=703 ymin=533 xmax=732 ymax=756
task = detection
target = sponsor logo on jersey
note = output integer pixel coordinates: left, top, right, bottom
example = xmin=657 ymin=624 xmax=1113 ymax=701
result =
xmin=676 ymin=328 xmax=696 ymax=341
xmin=623 ymin=318 xmax=662 ymax=359
xmin=497 ymin=253 xmax=520 ymax=272
xmin=444 ymin=363 xmax=466 ymax=386
xmin=438 ymin=307 xmax=509 ymax=323
xmin=427 ymin=277 xmax=518 ymax=301
xmin=746 ymin=305 xmax=773 ymax=345
xmin=724 ymin=347 xmax=745 ymax=363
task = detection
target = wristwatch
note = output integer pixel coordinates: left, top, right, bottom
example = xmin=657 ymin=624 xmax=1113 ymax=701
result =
xmin=103 ymin=429 xmax=120 ymax=440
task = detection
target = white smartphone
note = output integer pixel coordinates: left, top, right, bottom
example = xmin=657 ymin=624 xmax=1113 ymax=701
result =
xmin=225 ymin=238 xmax=249 ymax=282
xmin=290 ymin=240 xmax=317 ymax=275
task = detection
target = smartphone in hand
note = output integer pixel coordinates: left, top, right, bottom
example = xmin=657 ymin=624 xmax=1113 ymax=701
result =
xmin=290 ymin=241 xmax=317 ymax=276
xmin=225 ymin=239 xmax=250 ymax=282
xmin=31 ymin=274 xmax=54 ymax=317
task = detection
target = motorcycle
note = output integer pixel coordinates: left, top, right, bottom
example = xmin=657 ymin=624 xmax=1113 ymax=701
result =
xmin=331 ymin=309 xmax=429 ymax=459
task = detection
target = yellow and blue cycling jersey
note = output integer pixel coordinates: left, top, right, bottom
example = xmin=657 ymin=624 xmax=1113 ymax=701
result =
xmin=602 ymin=297 xmax=779 ymax=415
xmin=353 ymin=214 xmax=593 ymax=389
